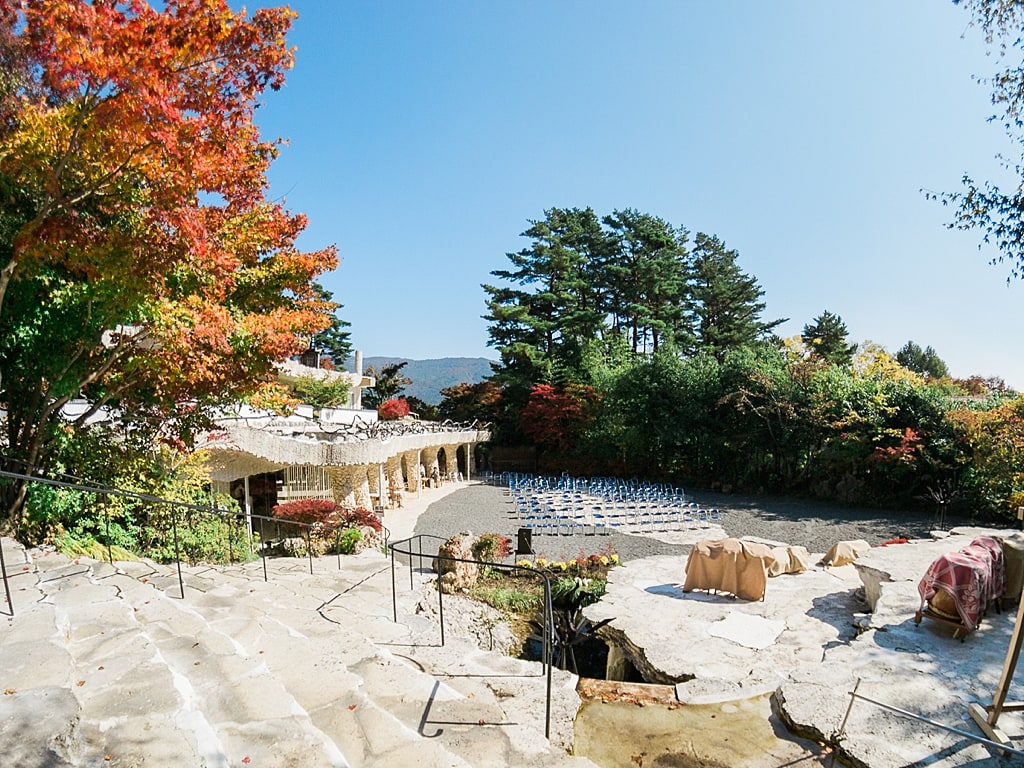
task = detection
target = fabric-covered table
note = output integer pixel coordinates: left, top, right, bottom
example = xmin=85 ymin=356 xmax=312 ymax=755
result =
xmin=916 ymin=535 xmax=1005 ymax=633
xmin=820 ymin=539 xmax=870 ymax=567
xmin=683 ymin=538 xmax=775 ymax=601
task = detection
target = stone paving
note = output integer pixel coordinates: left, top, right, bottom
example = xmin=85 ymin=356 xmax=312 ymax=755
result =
xmin=0 ymin=516 xmax=592 ymax=767
xmin=6 ymin=480 xmax=1024 ymax=768
xmin=586 ymin=529 xmax=1024 ymax=768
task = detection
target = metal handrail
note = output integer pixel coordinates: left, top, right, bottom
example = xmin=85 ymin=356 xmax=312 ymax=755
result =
xmin=387 ymin=533 xmax=556 ymax=739
xmin=0 ymin=467 xmax=388 ymax=609
xmin=832 ymin=678 xmax=1024 ymax=764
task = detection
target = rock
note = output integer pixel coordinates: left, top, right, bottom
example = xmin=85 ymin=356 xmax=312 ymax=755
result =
xmin=432 ymin=532 xmax=479 ymax=591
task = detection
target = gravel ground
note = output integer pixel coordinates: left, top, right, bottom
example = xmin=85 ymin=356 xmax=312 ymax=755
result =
xmin=411 ymin=481 xmax=978 ymax=563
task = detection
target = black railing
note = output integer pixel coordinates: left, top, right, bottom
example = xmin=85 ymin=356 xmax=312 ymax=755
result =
xmin=0 ymin=468 xmax=390 ymax=611
xmin=387 ymin=533 xmax=556 ymax=739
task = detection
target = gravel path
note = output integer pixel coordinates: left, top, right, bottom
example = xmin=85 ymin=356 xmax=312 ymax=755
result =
xmin=412 ymin=482 xmax=977 ymax=563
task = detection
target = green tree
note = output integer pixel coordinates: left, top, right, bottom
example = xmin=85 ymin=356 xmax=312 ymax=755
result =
xmin=600 ymin=209 xmax=693 ymax=354
xmin=362 ymin=362 xmax=410 ymax=410
xmin=290 ymin=375 xmax=351 ymax=409
xmin=309 ymin=282 xmax=353 ymax=367
xmin=689 ymin=233 xmax=784 ymax=360
xmin=802 ymin=311 xmax=857 ymax=367
xmin=483 ymin=207 xmax=611 ymax=382
xmin=896 ymin=341 xmax=950 ymax=378
xmin=936 ymin=1 xmax=1024 ymax=280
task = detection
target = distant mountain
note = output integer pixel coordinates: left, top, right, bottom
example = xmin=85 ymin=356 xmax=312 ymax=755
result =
xmin=351 ymin=356 xmax=494 ymax=405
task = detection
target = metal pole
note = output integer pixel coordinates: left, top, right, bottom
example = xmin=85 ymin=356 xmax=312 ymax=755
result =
xmin=103 ymin=498 xmax=113 ymax=565
xmin=305 ymin=527 xmax=314 ymax=575
xmin=259 ymin=516 xmax=268 ymax=583
xmin=0 ymin=536 xmax=13 ymax=617
xmin=391 ymin=544 xmax=398 ymax=623
xmin=437 ymin=555 xmax=445 ymax=647
xmin=407 ymin=542 xmax=415 ymax=590
xmin=543 ymin=574 xmax=552 ymax=739
xmin=170 ymin=504 xmax=185 ymax=599
xmin=839 ymin=680 xmax=1024 ymax=759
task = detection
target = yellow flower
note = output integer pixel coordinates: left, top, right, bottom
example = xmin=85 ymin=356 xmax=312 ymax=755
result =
xmin=599 ymin=556 xmax=609 ymax=566
xmin=610 ymin=554 xmax=620 ymax=564
xmin=516 ymin=559 xmax=533 ymax=569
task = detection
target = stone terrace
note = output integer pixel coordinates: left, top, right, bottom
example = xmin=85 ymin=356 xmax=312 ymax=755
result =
xmin=0 ymin=538 xmax=592 ymax=768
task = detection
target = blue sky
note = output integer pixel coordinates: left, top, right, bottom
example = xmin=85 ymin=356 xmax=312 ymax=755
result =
xmin=255 ymin=1 xmax=1022 ymax=388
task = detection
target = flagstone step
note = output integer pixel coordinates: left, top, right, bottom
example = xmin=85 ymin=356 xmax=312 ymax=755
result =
xmin=0 ymin=539 xmax=595 ymax=767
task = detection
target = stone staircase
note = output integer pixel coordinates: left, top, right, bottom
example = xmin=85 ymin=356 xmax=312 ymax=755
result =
xmin=0 ymin=538 xmax=595 ymax=768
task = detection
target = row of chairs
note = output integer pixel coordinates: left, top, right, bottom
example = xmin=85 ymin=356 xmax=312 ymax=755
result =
xmin=504 ymin=473 xmax=722 ymax=536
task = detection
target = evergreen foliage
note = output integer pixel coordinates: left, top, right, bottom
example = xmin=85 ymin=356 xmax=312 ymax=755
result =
xmin=466 ymin=204 xmax=1023 ymax=523
xmin=896 ymin=341 xmax=950 ymax=379
xmin=802 ymin=311 xmax=857 ymax=367
xmin=689 ymin=233 xmax=784 ymax=359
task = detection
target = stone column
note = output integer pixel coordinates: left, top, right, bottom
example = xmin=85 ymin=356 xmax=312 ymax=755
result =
xmin=367 ymin=463 xmax=383 ymax=509
xmin=353 ymin=466 xmax=372 ymax=509
xmin=386 ymin=456 xmax=405 ymax=508
xmin=328 ymin=466 xmax=357 ymax=508
xmin=404 ymin=450 xmax=423 ymax=492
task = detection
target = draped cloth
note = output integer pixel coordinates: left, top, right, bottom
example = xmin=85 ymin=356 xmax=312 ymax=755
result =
xmin=820 ymin=539 xmax=870 ymax=568
xmin=768 ymin=545 xmax=811 ymax=577
xmin=683 ymin=538 xmax=775 ymax=601
xmin=917 ymin=536 xmax=1005 ymax=632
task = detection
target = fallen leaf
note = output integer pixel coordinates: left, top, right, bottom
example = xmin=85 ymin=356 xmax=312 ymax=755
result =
xmin=466 ymin=693 xmax=474 ymax=699
xmin=97 ymin=666 xmax=104 ymax=671
xmin=76 ymin=680 xmax=85 ymax=687
xmin=478 ymin=719 xmax=486 ymax=725
xmin=193 ymin=662 xmax=200 ymax=666
xmin=4 ymin=688 xmax=15 ymax=695
xmin=192 ymin=642 xmax=199 ymax=648
xmin=104 ymin=756 xmax=112 ymax=762
xmin=347 ymin=704 xmax=357 ymax=711
xmin=242 ymin=758 xmax=251 ymax=764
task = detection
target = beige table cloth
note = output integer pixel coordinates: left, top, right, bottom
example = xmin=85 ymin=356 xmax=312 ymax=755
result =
xmin=683 ymin=538 xmax=775 ymax=601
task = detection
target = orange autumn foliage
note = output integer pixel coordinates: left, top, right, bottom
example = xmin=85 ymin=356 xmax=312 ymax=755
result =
xmin=0 ymin=0 xmax=337 ymax=413
xmin=0 ymin=1 xmax=339 ymax=525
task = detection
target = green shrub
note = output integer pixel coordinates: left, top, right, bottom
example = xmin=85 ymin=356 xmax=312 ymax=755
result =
xmin=472 ymin=584 xmax=541 ymax=613
xmin=336 ymin=527 xmax=362 ymax=554
xmin=139 ymin=502 xmax=253 ymax=564
xmin=472 ymin=533 xmax=512 ymax=562
xmin=551 ymin=575 xmax=606 ymax=608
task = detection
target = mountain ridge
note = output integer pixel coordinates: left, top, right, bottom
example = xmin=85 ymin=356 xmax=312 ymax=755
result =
xmin=348 ymin=356 xmax=494 ymax=405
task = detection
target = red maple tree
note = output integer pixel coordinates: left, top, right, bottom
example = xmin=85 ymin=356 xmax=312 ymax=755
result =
xmin=0 ymin=1 xmax=337 ymax=525
xmin=519 ymin=383 xmax=601 ymax=453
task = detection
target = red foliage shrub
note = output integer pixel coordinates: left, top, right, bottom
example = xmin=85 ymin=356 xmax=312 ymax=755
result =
xmin=272 ymin=498 xmax=342 ymax=526
xmin=378 ymin=398 xmax=410 ymax=420
xmin=519 ymin=383 xmax=601 ymax=452
xmin=341 ymin=506 xmax=382 ymax=532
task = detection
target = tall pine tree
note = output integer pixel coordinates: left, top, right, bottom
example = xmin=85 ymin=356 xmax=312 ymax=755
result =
xmin=689 ymin=233 xmax=783 ymax=360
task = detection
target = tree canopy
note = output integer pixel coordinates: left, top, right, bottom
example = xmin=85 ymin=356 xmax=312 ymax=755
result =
xmin=802 ymin=311 xmax=857 ymax=367
xmin=939 ymin=0 xmax=1024 ymax=280
xmin=896 ymin=341 xmax=950 ymax=379
xmin=0 ymin=1 xmax=338 ymax=526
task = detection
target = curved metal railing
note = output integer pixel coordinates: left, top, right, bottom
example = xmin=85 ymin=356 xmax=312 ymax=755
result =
xmin=387 ymin=533 xmax=556 ymax=739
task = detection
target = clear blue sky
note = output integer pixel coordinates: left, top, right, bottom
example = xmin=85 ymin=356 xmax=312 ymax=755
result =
xmin=254 ymin=1 xmax=1022 ymax=388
